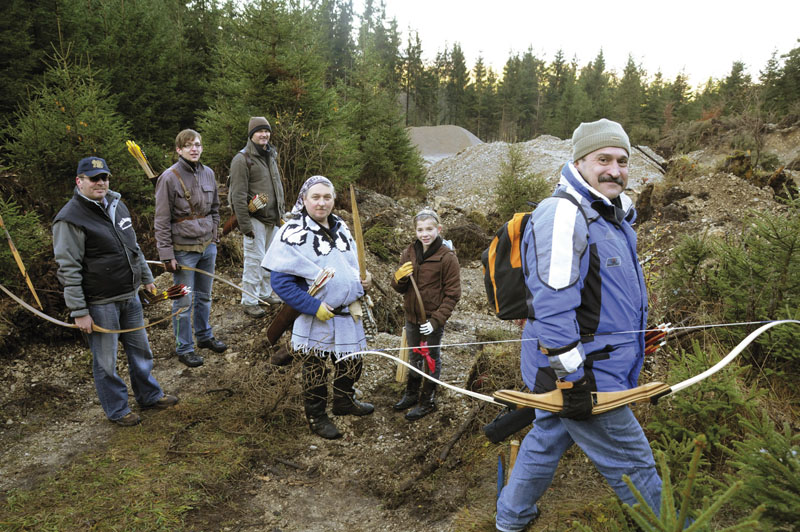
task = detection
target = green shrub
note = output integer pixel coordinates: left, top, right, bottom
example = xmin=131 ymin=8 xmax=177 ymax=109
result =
xmin=725 ymin=414 xmax=800 ymax=530
xmin=658 ymin=197 xmax=800 ymax=378
xmin=363 ymin=223 xmax=398 ymax=261
xmin=0 ymin=197 xmax=48 ymax=290
xmin=648 ymin=342 xmax=761 ymax=464
xmin=3 ymin=45 xmax=152 ymax=216
xmin=494 ymin=145 xmax=551 ymax=220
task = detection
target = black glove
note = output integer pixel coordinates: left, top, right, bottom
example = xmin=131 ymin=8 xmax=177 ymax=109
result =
xmin=164 ymin=259 xmax=181 ymax=273
xmin=558 ymin=377 xmax=593 ymax=420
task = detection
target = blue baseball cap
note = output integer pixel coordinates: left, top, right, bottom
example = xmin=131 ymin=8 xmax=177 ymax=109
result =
xmin=76 ymin=157 xmax=111 ymax=177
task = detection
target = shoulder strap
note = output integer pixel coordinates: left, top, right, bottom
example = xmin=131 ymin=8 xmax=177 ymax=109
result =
xmin=552 ymin=189 xmax=589 ymax=227
xmin=171 ymin=167 xmax=197 ymax=217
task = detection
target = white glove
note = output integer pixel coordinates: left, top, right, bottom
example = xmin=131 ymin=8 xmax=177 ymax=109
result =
xmin=419 ymin=321 xmax=434 ymax=335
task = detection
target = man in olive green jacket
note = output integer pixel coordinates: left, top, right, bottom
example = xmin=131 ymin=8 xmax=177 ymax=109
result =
xmin=229 ymin=116 xmax=285 ymax=317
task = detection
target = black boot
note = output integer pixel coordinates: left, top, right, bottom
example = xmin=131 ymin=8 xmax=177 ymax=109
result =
xmin=305 ymin=399 xmax=342 ymax=439
xmin=405 ymin=381 xmax=437 ymax=421
xmin=331 ymin=356 xmax=374 ymax=416
xmin=332 ymin=394 xmax=374 ymax=416
xmin=393 ymin=373 xmax=421 ymax=411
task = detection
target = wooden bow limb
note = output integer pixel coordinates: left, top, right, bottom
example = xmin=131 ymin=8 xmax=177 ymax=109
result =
xmin=349 ymin=185 xmax=366 ymax=281
xmin=348 ymin=185 xmax=377 ymax=338
xmin=0 ymin=282 xmax=186 ymax=334
xmin=494 ymin=382 xmax=672 ymax=415
xmin=147 ymin=260 xmax=271 ymax=306
xmin=495 ymin=319 xmax=800 ymax=414
xmin=408 ymin=275 xmax=427 ymax=323
xmin=0 ymin=213 xmax=43 ymax=310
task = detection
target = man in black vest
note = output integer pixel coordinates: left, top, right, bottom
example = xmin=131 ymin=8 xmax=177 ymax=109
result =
xmin=53 ymin=157 xmax=178 ymax=426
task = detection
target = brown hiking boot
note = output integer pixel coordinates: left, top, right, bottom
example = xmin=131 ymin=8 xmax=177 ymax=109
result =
xmin=243 ymin=304 xmax=266 ymax=318
xmin=144 ymin=394 xmax=179 ymax=409
xmin=113 ymin=412 xmax=141 ymax=426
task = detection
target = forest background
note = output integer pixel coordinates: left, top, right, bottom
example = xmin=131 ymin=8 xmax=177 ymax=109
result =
xmin=2 ymin=0 xmax=799 ymax=220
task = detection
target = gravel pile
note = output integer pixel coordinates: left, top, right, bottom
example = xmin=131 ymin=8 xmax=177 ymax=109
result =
xmin=424 ymin=133 xmax=666 ymax=214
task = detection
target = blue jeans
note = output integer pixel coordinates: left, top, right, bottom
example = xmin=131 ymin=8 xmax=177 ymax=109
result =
xmin=173 ymin=244 xmax=217 ymax=355
xmin=87 ymin=297 xmax=164 ymax=421
xmin=496 ymin=407 xmax=662 ymax=532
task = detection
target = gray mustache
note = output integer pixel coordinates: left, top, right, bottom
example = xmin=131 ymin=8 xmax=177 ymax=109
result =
xmin=598 ymin=175 xmax=624 ymax=186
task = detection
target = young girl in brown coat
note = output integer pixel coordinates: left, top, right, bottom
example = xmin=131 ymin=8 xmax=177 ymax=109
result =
xmin=390 ymin=208 xmax=461 ymax=420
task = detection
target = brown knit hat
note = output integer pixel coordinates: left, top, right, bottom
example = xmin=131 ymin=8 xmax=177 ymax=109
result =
xmin=572 ymin=118 xmax=630 ymax=162
xmin=248 ymin=116 xmax=272 ymax=139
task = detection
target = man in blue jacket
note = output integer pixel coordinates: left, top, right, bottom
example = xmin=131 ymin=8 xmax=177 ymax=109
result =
xmin=53 ymin=157 xmax=178 ymax=426
xmin=496 ymin=120 xmax=662 ymax=531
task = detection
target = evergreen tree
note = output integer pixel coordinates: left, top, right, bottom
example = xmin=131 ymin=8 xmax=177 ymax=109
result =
xmin=483 ymin=66 xmax=501 ymax=140
xmin=614 ymin=55 xmax=645 ymax=129
xmin=446 ymin=43 xmax=469 ymax=126
xmin=498 ymin=54 xmax=521 ymax=141
xmin=468 ymin=55 xmax=488 ymax=139
xmin=777 ymin=39 xmax=800 ymax=114
xmin=578 ymin=49 xmax=612 ymax=120
xmin=720 ymin=61 xmax=752 ymax=115
xmin=517 ymin=49 xmax=543 ymax=139
xmin=315 ymin=0 xmax=355 ymax=87
xmin=402 ymin=31 xmax=425 ymax=126
xmin=0 ymin=0 xmax=61 ymax=119
xmin=665 ymin=71 xmax=694 ymax=128
xmin=200 ymin=0 xmax=354 ymax=196
xmin=542 ymin=49 xmax=569 ymax=136
xmin=759 ymin=50 xmax=783 ymax=114
xmin=59 ymin=0 xmax=205 ymax=146
xmin=343 ymin=0 xmax=424 ymax=193
xmin=433 ymin=46 xmax=452 ymax=124
xmin=695 ymin=77 xmax=723 ymax=119
xmin=643 ymin=70 xmax=668 ymax=130
xmin=4 ymin=44 xmax=146 ymax=212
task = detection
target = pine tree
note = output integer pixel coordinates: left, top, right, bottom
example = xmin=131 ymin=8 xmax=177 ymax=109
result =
xmin=4 ymin=44 xmax=145 ymax=211
xmin=720 ymin=61 xmax=752 ymax=115
xmin=59 ymin=0 xmax=200 ymax=146
xmin=497 ymin=54 xmax=521 ymax=140
xmin=199 ymin=0 xmax=354 ymax=195
xmin=614 ymin=55 xmax=645 ymax=130
xmin=579 ymin=49 xmax=612 ymax=120
xmin=0 ymin=0 xmax=60 ymax=118
xmin=517 ymin=48 xmax=543 ymax=139
xmin=446 ymin=43 xmax=469 ymax=126
xmin=402 ymin=31 xmax=424 ymax=126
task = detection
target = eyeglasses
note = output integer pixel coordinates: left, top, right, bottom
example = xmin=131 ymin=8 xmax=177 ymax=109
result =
xmin=182 ymin=143 xmax=202 ymax=149
xmin=84 ymin=174 xmax=109 ymax=183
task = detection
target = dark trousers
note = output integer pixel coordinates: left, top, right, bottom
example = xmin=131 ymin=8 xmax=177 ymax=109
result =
xmin=404 ymin=321 xmax=443 ymax=380
xmin=302 ymin=353 xmax=363 ymax=404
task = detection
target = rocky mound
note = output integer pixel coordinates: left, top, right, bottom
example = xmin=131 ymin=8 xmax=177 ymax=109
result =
xmin=407 ymin=125 xmax=483 ymax=165
xmin=425 ymin=135 xmax=666 ymax=214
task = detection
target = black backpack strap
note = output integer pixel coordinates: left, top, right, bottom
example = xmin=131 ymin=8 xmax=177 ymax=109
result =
xmin=552 ymin=189 xmax=589 ymax=227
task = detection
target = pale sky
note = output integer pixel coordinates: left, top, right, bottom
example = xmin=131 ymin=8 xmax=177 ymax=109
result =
xmin=358 ymin=0 xmax=800 ymax=88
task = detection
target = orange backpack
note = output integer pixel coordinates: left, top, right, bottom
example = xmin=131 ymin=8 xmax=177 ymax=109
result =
xmin=481 ymin=211 xmax=533 ymax=320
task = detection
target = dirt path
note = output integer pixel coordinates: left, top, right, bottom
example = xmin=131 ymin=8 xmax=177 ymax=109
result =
xmin=0 ymin=260 xmax=519 ymax=531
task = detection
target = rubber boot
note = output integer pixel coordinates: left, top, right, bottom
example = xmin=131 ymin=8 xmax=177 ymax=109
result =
xmin=304 ymin=399 xmax=341 ymax=439
xmin=393 ymin=373 xmax=421 ymax=410
xmin=405 ymin=381 xmax=437 ymax=421
xmin=331 ymin=356 xmax=374 ymax=416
